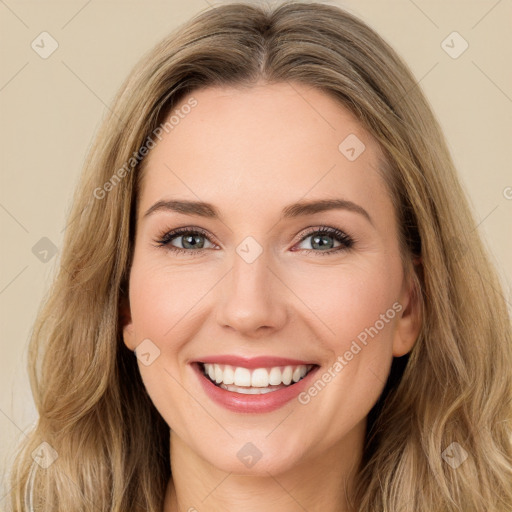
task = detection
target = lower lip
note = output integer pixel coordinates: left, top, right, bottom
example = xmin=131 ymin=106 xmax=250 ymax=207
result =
xmin=192 ymin=362 xmax=320 ymax=413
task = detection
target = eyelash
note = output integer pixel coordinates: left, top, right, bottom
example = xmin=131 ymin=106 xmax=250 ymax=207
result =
xmin=153 ymin=225 xmax=355 ymax=257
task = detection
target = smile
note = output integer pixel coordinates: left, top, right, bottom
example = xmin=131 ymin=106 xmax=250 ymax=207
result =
xmin=191 ymin=356 xmax=320 ymax=413
xmin=201 ymin=363 xmax=315 ymax=394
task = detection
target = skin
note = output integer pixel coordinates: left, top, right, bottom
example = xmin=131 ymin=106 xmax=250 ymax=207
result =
xmin=121 ymin=81 xmax=422 ymax=512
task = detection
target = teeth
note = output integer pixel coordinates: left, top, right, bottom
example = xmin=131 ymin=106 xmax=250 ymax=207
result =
xmin=202 ymin=363 xmax=314 ymax=388
xmin=268 ymin=367 xmax=282 ymax=386
xmin=233 ymin=367 xmax=251 ymax=386
xmin=223 ymin=365 xmax=234 ymax=385
xmin=215 ymin=365 xmax=223 ymax=384
xmin=251 ymin=368 xmax=268 ymax=387
xmin=293 ymin=366 xmax=305 ymax=382
xmin=219 ymin=383 xmax=286 ymax=394
xmin=282 ymin=366 xmax=293 ymax=385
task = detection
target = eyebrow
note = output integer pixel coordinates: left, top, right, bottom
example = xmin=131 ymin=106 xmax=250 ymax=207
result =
xmin=143 ymin=198 xmax=373 ymax=225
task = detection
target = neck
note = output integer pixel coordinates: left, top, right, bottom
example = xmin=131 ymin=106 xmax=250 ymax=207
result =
xmin=163 ymin=420 xmax=365 ymax=512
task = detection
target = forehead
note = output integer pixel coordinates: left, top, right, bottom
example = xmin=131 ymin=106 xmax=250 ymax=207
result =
xmin=137 ymin=82 xmax=391 ymax=223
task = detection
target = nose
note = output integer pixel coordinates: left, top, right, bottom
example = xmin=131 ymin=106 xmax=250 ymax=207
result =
xmin=215 ymin=246 xmax=288 ymax=337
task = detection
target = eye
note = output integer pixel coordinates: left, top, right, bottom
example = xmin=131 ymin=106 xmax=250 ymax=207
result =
xmin=153 ymin=227 xmax=216 ymax=256
xmin=153 ymin=225 xmax=355 ymax=256
xmin=293 ymin=226 xmax=355 ymax=255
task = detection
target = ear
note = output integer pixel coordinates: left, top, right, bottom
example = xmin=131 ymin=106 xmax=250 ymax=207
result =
xmin=119 ymin=292 xmax=136 ymax=351
xmin=392 ymin=261 xmax=423 ymax=357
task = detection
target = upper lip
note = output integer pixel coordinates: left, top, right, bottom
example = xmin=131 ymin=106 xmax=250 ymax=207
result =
xmin=193 ymin=355 xmax=319 ymax=369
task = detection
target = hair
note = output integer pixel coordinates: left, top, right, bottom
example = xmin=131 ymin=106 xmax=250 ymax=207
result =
xmin=8 ymin=1 xmax=512 ymax=511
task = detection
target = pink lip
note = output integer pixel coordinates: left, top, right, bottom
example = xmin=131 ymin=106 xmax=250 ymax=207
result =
xmin=191 ymin=362 xmax=320 ymax=414
xmin=193 ymin=355 xmax=317 ymax=369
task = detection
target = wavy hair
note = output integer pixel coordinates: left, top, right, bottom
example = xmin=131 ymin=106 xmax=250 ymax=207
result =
xmin=9 ymin=1 xmax=512 ymax=510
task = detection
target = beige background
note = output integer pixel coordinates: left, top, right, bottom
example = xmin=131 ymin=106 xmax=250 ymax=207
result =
xmin=1 ymin=0 xmax=511 ymax=504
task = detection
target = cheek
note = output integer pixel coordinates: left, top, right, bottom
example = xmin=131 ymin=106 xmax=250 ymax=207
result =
xmin=127 ymin=260 xmax=200 ymax=429
xmin=127 ymin=257 xmax=218 ymax=417
xmin=129 ymin=256 xmax=212 ymax=342
xmin=291 ymin=258 xmax=401 ymax=352
xmin=292 ymin=262 xmax=401 ymax=438
xmin=274 ymin=263 xmax=401 ymax=455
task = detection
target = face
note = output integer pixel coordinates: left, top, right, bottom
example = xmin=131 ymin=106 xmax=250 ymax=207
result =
xmin=122 ymin=82 xmax=421 ymax=476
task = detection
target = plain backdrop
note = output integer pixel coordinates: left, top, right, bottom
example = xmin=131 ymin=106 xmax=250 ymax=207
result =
xmin=1 ymin=0 xmax=511 ymax=505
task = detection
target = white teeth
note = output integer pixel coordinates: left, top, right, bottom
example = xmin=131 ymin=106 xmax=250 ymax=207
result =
xmin=269 ymin=367 xmax=282 ymax=386
xmin=292 ymin=367 xmax=304 ymax=382
xmin=223 ymin=365 xmax=235 ymax=385
xmin=251 ymin=368 xmax=269 ymax=387
xmin=282 ymin=366 xmax=293 ymax=385
xmin=219 ymin=383 xmax=284 ymax=394
xmin=233 ymin=367 xmax=251 ymax=387
xmin=202 ymin=363 xmax=314 ymax=389
xmin=214 ymin=364 xmax=223 ymax=384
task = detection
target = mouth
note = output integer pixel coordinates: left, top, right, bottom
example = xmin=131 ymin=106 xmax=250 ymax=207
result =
xmin=191 ymin=358 xmax=320 ymax=413
xmin=199 ymin=362 xmax=317 ymax=394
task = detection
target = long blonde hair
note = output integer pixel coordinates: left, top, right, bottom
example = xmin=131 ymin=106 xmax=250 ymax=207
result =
xmin=9 ymin=1 xmax=512 ymax=510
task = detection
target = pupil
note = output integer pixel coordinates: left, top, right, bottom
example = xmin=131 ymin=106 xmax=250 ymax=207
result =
xmin=312 ymin=234 xmax=333 ymax=250
xmin=184 ymin=234 xmax=204 ymax=249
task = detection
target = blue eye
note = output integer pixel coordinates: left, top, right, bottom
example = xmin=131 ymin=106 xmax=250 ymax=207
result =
xmin=295 ymin=226 xmax=354 ymax=255
xmin=154 ymin=227 xmax=215 ymax=256
xmin=154 ymin=225 xmax=355 ymax=256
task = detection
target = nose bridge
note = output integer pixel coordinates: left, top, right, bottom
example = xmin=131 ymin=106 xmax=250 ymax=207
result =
xmin=215 ymin=238 xmax=287 ymax=334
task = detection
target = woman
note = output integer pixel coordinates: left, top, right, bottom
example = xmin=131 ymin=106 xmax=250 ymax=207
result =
xmin=9 ymin=1 xmax=512 ymax=511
